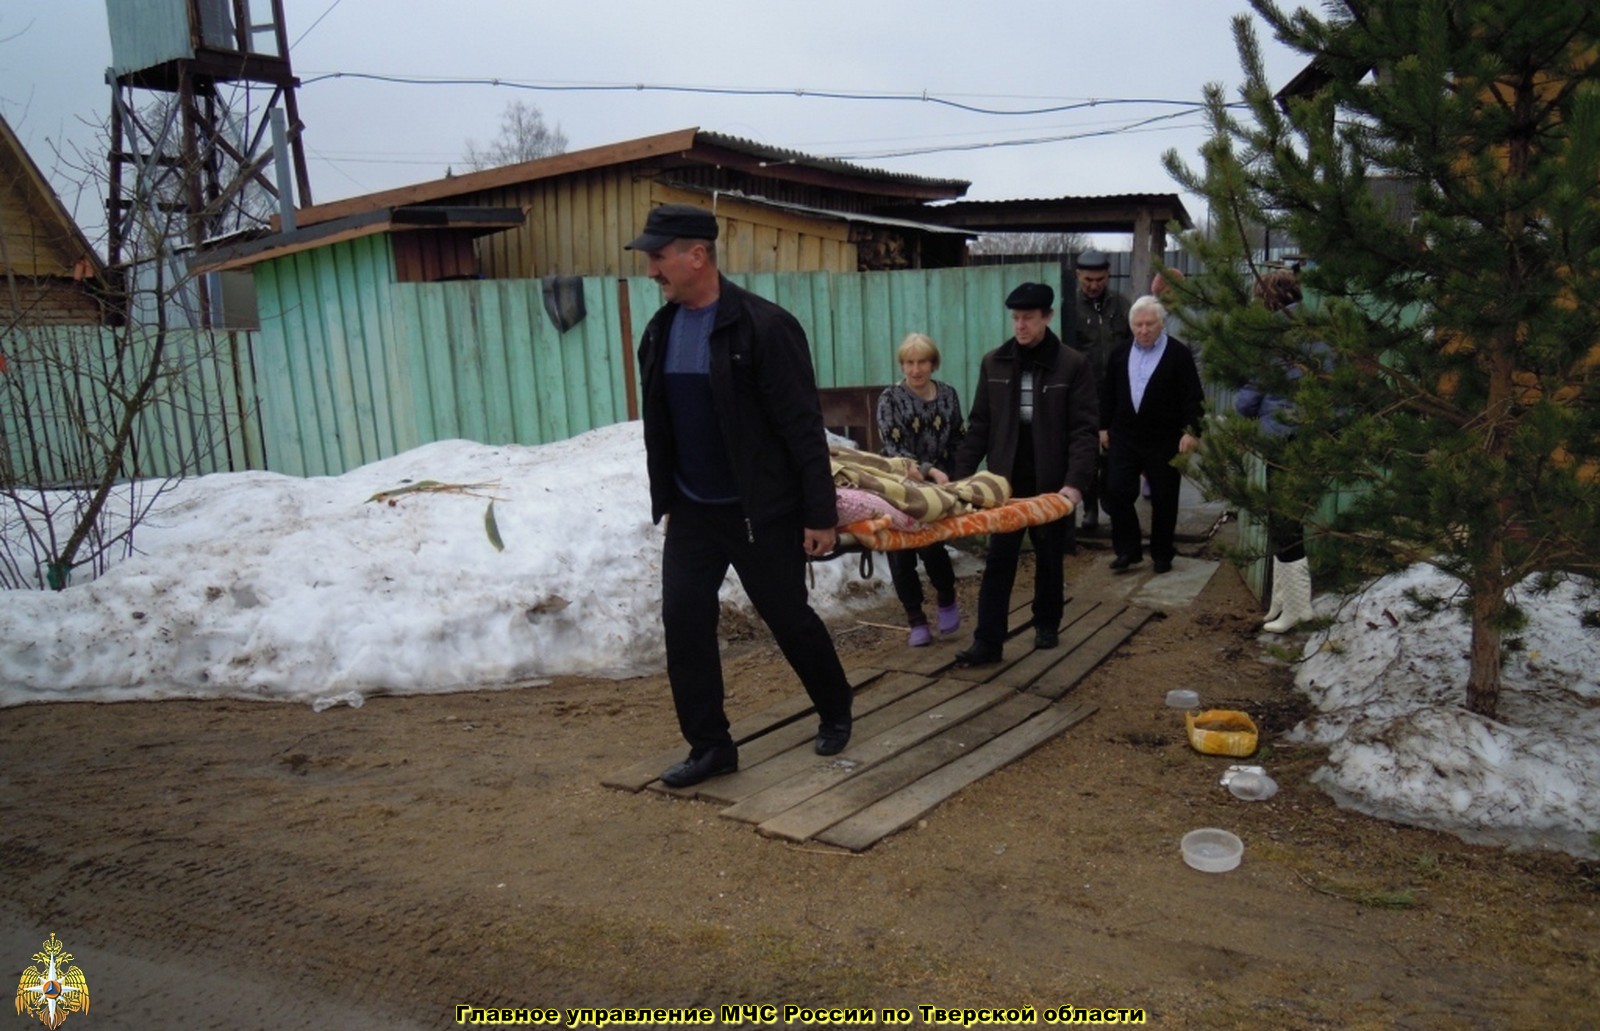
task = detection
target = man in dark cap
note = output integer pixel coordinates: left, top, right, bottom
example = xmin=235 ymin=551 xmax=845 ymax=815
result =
xmin=948 ymin=282 xmax=1099 ymax=664
xmin=1070 ymin=249 xmax=1133 ymax=531
xmin=629 ymin=203 xmax=855 ymax=788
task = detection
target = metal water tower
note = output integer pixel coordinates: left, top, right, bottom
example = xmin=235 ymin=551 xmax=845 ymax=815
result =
xmin=103 ymin=0 xmax=313 ymax=301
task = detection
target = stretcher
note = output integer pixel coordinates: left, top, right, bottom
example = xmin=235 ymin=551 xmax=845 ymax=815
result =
xmin=836 ymin=492 xmax=1074 ymax=552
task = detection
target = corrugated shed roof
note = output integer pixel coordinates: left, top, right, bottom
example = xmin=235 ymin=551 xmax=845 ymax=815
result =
xmin=667 ymin=186 xmax=973 ymax=236
xmin=284 ymin=127 xmax=968 ymax=230
xmin=692 ymin=130 xmax=969 ymax=192
xmin=189 ymin=206 xmax=525 ymax=274
xmin=931 ymin=194 xmax=1194 ymax=232
xmin=935 ymin=193 xmax=1193 ymax=210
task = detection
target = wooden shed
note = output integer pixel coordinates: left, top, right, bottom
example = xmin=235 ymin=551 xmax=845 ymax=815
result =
xmin=928 ymin=194 xmax=1195 ymax=302
xmin=0 ymin=114 xmax=113 ymax=328
xmin=273 ymin=127 xmax=974 ymax=279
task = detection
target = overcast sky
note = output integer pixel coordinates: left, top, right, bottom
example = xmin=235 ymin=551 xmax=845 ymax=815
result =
xmin=1 ymin=1 xmax=1309 ymax=245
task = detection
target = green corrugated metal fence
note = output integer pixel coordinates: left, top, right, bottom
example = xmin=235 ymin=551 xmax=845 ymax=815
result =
xmin=7 ymin=252 xmax=1058 ymax=484
xmin=249 ymin=236 xmax=1054 ymax=477
xmin=1 ymin=321 xmax=261 ymax=487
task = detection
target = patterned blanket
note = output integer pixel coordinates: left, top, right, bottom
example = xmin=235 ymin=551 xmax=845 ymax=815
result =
xmin=828 ymin=446 xmax=1009 ymax=523
xmin=836 ymin=492 xmax=1074 ymax=553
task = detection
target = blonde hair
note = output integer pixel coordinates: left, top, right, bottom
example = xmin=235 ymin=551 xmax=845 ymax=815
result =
xmin=896 ymin=332 xmax=941 ymax=371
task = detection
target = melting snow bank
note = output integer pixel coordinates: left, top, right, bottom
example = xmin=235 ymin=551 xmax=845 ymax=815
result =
xmin=1291 ymin=563 xmax=1600 ymax=859
xmin=0 ymin=423 xmax=892 ymax=708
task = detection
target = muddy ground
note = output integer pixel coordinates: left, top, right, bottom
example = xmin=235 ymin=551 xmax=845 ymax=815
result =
xmin=3 ymin=538 xmax=1598 ymax=1030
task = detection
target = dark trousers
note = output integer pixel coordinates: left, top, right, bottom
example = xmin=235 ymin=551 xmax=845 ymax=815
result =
xmin=887 ymin=545 xmax=956 ymax=623
xmin=661 ymin=499 xmax=853 ymax=752
xmin=1080 ymin=451 xmax=1108 ymax=522
xmin=1105 ymin=438 xmax=1183 ymax=562
xmin=971 ymin=519 xmax=1067 ymax=651
xmin=1265 ymin=465 xmax=1306 ymax=562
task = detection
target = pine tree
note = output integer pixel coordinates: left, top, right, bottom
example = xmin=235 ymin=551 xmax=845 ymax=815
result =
xmin=1165 ymin=1 xmax=1600 ymax=719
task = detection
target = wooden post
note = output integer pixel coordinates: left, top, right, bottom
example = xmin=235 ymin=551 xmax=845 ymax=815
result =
xmin=618 ymin=280 xmax=638 ymax=420
xmin=1130 ymin=208 xmax=1154 ymax=300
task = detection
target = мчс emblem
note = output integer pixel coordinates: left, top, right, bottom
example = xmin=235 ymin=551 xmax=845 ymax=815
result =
xmin=15 ymin=934 xmax=89 ymax=1029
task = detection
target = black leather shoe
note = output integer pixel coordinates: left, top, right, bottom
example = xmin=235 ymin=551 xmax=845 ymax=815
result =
xmin=1110 ymin=554 xmax=1142 ymax=572
xmin=954 ymin=643 xmax=1002 ymax=666
xmin=815 ymin=720 xmax=852 ymax=756
xmin=1034 ymin=628 xmax=1059 ymax=649
xmin=659 ymin=746 xmax=738 ymax=788
xmin=1153 ymin=558 xmax=1173 ymax=574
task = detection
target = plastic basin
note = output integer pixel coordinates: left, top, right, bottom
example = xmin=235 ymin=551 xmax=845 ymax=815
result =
xmin=1182 ymin=828 xmax=1243 ymax=872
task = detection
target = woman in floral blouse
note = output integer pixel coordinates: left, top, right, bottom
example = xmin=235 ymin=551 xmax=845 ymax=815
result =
xmin=875 ymin=333 xmax=966 ymax=646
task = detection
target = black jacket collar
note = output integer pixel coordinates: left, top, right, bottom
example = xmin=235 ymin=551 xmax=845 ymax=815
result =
xmin=997 ymin=327 xmax=1062 ymax=366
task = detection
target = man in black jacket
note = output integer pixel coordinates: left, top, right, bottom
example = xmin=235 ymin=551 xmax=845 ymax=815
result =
xmin=949 ymin=283 xmax=1099 ymax=665
xmin=630 ymin=204 xmax=854 ymax=788
xmin=1069 ymin=249 xmax=1133 ymax=532
xmin=1099 ymin=295 xmax=1204 ymax=575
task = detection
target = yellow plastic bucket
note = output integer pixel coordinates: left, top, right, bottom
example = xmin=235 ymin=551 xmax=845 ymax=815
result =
xmin=1185 ymin=709 xmax=1260 ymax=758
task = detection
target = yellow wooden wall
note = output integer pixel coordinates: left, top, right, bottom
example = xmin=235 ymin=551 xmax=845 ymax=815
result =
xmin=1 ymin=150 xmax=69 ymax=278
xmin=2 ymin=169 xmax=107 ymax=324
xmin=467 ymin=171 xmax=858 ymax=279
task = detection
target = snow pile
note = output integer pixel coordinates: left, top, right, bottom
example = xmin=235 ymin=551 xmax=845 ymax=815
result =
xmin=0 ymin=422 xmax=891 ymax=707
xmin=1292 ymin=564 xmax=1600 ymax=858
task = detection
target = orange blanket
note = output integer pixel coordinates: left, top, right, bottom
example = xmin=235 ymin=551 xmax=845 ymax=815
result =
xmin=836 ymin=493 xmax=1073 ymax=552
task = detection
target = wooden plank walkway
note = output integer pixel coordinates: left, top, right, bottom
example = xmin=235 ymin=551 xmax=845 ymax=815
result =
xmin=602 ymin=593 xmax=1155 ymax=851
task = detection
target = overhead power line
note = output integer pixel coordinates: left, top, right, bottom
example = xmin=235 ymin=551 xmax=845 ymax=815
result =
xmin=828 ymin=111 xmax=1206 ymax=160
xmin=297 ymin=70 xmax=1217 ymax=120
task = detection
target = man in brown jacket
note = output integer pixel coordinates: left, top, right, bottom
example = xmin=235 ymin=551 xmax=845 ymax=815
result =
xmin=949 ymin=283 xmax=1100 ymax=664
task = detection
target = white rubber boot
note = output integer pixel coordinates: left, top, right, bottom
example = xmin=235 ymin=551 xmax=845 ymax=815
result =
xmin=1263 ymin=558 xmax=1313 ymax=633
xmin=1261 ymin=556 xmax=1287 ymax=625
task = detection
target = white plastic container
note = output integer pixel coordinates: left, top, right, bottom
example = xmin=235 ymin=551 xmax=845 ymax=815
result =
xmin=1165 ymin=689 xmax=1200 ymax=709
xmin=1181 ymin=828 xmax=1244 ymax=873
xmin=1227 ymin=770 xmax=1279 ymax=801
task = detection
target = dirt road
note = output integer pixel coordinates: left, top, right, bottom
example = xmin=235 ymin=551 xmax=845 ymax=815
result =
xmin=3 ymin=550 xmax=1596 ymax=1029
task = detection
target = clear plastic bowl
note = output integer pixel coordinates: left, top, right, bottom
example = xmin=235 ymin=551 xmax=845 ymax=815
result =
xmin=1181 ymin=828 xmax=1244 ymax=872
xmin=1227 ymin=770 xmax=1279 ymax=801
xmin=1166 ymin=689 xmax=1200 ymax=709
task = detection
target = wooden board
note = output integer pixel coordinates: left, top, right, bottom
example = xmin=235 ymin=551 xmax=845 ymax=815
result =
xmin=815 ymin=702 xmax=1098 ymax=852
xmin=602 ymin=586 xmax=1153 ymax=852
xmin=941 ymin=601 xmax=1054 ymax=683
xmin=690 ymin=675 xmax=974 ymax=806
xmin=718 ymin=682 xmax=1011 ymax=824
xmin=599 ymin=666 xmax=886 ymax=792
xmin=755 ymin=692 xmax=1053 ymax=843
xmin=983 ymin=600 xmax=1124 ymax=693
xmin=1027 ymin=607 xmax=1157 ymax=701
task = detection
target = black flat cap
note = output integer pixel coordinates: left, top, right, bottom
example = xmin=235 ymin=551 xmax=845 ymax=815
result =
xmin=1005 ymin=282 xmax=1055 ymax=311
xmin=625 ymin=203 xmax=720 ymax=251
xmin=1076 ymin=248 xmax=1110 ymax=270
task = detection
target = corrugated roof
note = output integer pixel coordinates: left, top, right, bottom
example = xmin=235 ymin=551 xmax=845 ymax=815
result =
xmin=189 ymin=206 xmax=525 ymax=274
xmin=283 ymin=127 xmax=968 ymax=230
xmin=692 ymin=130 xmax=969 ymax=193
xmin=931 ymin=194 xmax=1194 ymax=232
xmin=934 ymin=193 xmax=1192 ymax=210
xmin=667 ymin=186 xmax=973 ymax=236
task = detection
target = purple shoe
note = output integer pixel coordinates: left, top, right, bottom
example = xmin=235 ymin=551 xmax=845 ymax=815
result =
xmin=908 ymin=624 xmax=934 ymax=647
xmin=936 ymin=602 xmax=961 ymax=635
